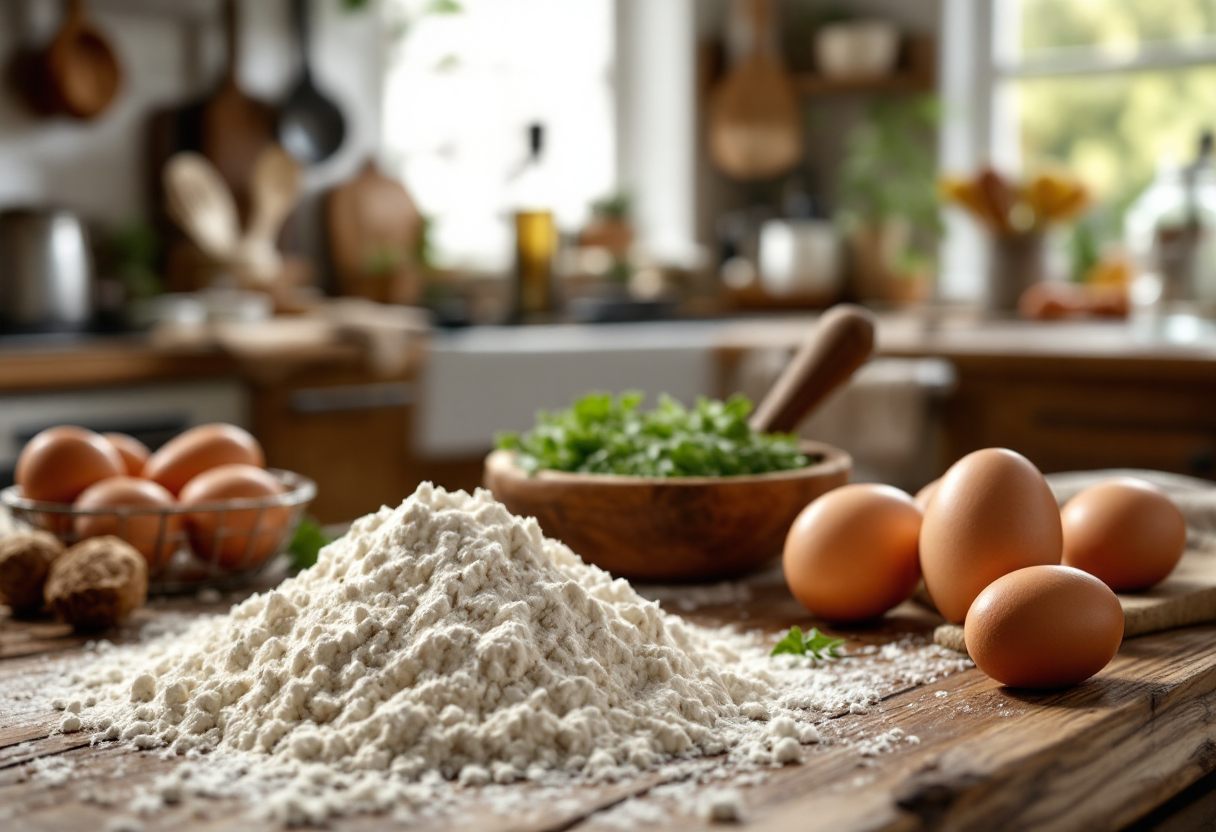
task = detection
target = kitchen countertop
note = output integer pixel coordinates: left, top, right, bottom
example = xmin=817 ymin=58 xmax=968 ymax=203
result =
xmin=3 ymin=571 xmax=1216 ymax=830
xmin=0 ymin=333 xmax=409 ymax=392
xmin=4 ymin=312 xmax=1215 ymax=395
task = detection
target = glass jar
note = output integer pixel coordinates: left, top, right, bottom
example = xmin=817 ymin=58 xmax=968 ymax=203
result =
xmin=1124 ymin=163 xmax=1216 ymax=321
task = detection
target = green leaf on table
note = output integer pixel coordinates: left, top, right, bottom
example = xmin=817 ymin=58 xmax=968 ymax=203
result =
xmin=771 ymin=626 xmax=846 ymax=662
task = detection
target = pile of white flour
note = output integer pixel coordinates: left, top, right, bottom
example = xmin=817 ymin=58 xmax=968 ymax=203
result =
xmin=48 ymin=484 xmax=969 ymax=825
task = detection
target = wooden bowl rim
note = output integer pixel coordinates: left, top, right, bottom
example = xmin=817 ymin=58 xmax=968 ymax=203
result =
xmin=485 ymin=439 xmax=851 ymax=487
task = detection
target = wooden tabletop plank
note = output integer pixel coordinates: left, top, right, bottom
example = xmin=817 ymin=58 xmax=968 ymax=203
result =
xmin=4 ymin=586 xmax=1216 ymax=831
xmin=562 ymin=625 xmax=1216 ymax=832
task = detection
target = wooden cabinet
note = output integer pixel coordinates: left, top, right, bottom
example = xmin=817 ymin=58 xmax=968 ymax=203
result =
xmin=939 ymin=356 xmax=1216 ymax=479
xmin=248 ymin=360 xmax=483 ymax=524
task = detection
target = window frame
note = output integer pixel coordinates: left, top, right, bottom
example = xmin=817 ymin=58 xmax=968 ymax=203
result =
xmin=939 ymin=0 xmax=1216 ymax=301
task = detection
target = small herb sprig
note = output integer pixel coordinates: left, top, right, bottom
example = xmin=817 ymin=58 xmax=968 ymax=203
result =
xmin=770 ymin=626 xmax=846 ymax=662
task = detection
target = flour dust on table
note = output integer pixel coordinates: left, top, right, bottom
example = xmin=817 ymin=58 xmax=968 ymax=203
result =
xmin=41 ymin=484 xmax=969 ymax=826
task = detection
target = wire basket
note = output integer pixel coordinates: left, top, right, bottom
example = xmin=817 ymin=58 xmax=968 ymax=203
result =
xmin=0 ymin=469 xmax=316 ymax=594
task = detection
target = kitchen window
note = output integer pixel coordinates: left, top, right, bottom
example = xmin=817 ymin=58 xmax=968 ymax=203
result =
xmin=940 ymin=0 xmax=1216 ymax=298
xmin=380 ymin=0 xmax=616 ymax=273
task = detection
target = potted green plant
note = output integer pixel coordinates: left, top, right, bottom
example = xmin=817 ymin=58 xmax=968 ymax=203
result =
xmin=837 ymin=95 xmax=941 ymax=303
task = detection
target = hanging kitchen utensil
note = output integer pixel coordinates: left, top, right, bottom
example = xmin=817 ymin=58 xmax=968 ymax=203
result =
xmin=326 ymin=159 xmax=423 ymax=304
xmin=235 ymin=144 xmax=303 ymax=285
xmin=3 ymin=13 xmax=62 ymax=118
xmin=43 ymin=0 xmax=122 ymax=119
xmin=163 ymin=152 xmax=242 ymax=265
xmin=201 ymin=0 xmax=276 ymax=217
xmin=278 ymin=0 xmax=347 ymax=165
xmin=708 ymin=0 xmax=802 ymax=181
xmin=5 ymin=0 xmax=122 ymax=120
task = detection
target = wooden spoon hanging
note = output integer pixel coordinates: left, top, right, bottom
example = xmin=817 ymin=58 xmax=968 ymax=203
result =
xmin=708 ymin=0 xmax=803 ymax=181
xmin=42 ymin=0 xmax=122 ymax=120
xmin=750 ymin=304 xmax=877 ymax=434
xmin=201 ymin=0 xmax=275 ymax=220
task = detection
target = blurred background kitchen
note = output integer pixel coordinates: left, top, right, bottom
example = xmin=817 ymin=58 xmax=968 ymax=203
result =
xmin=2 ymin=0 xmax=1214 ymax=524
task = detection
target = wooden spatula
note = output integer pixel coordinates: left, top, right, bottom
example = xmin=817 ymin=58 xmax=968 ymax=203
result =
xmin=163 ymin=152 xmax=241 ymax=264
xmin=708 ymin=0 xmax=803 ymax=181
xmin=234 ymin=144 xmax=302 ymax=284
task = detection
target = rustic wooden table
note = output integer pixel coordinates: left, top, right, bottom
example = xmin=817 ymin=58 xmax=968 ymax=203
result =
xmin=3 ymin=570 xmax=1216 ymax=832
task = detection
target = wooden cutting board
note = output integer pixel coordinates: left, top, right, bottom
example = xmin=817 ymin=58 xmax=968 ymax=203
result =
xmin=325 ymin=159 xmax=423 ymax=304
xmin=707 ymin=0 xmax=802 ymax=180
xmin=201 ymin=0 xmax=275 ymax=221
xmin=933 ymin=544 xmax=1216 ymax=654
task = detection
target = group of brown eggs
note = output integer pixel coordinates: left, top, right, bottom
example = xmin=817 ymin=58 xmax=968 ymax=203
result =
xmin=782 ymin=448 xmax=1186 ymax=689
xmin=15 ymin=423 xmax=291 ymax=571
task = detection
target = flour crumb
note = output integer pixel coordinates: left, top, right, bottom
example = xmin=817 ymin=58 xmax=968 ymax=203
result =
xmin=105 ymin=818 xmax=145 ymax=832
xmin=29 ymin=755 xmax=74 ymax=787
xmin=857 ymin=728 xmax=919 ymax=758
xmin=195 ymin=588 xmax=223 ymax=604
xmin=699 ymin=789 xmax=745 ymax=823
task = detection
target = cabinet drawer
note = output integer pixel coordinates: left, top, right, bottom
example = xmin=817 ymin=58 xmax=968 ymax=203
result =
xmin=945 ymin=378 xmax=1216 ymax=478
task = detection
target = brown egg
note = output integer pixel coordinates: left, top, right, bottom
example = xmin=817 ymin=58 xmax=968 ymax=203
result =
xmin=920 ymin=448 xmax=1062 ymax=623
xmin=965 ymin=565 xmax=1124 ymax=688
xmin=74 ymin=477 xmax=181 ymax=569
xmin=914 ymin=478 xmax=940 ymax=510
xmin=783 ymin=484 xmax=923 ymax=622
xmin=144 ymin=424 xmax=265 ymax=496
xmin=180 ymin=464 xmax=289 ymax=571
xmin=16 ymin=426 xmax=125 ymax=504
xmin=1061 ymin=478 xmax=1187 ymax=591
xmin=103 ymin=433 xmax=151 ymax=477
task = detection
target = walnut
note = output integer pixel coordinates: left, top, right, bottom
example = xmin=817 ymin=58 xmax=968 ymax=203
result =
xmin=0 ymin=530 xmax=65 ymax=613
xmin=45 ymin=536 xmax=148 ymax=631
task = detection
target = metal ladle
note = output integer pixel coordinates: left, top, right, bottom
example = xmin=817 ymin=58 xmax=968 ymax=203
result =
xmin=277 ymin=0 xmax=346 ymax=165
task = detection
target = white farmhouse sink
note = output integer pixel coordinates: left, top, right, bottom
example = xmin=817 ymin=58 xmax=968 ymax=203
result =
xmin=416 ymin=321 xmax=723 ymax=457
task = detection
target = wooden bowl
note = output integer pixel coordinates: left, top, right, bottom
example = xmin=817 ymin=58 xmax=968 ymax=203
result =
xmin=484 ymin=440 xmax=851 ymax=582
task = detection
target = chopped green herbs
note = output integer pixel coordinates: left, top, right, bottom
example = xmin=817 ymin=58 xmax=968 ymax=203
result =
xmin=770 ymin=626 xmax=846 ymax=662
xmin=496 ymin=392 xmax=814 ymax=478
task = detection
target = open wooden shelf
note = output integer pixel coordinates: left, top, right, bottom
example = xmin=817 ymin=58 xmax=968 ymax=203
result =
xmin=792 ymin=70 xmax=934 ymax=96
xmin=793 ymin=34 xmax=936 ymax=97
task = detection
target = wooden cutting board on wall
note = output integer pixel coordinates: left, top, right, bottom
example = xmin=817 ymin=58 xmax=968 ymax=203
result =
xmin=326 ymin=159 xmax=424 ymax=304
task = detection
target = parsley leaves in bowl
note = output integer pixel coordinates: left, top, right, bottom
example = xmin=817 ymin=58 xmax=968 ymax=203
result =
xmin=486 ymin=392 xmax=850 ymax=581
xmin=496 ymin=392 xmax=819 ymax=478
xmin=487 ymin=304 xmax=873 ymax=580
